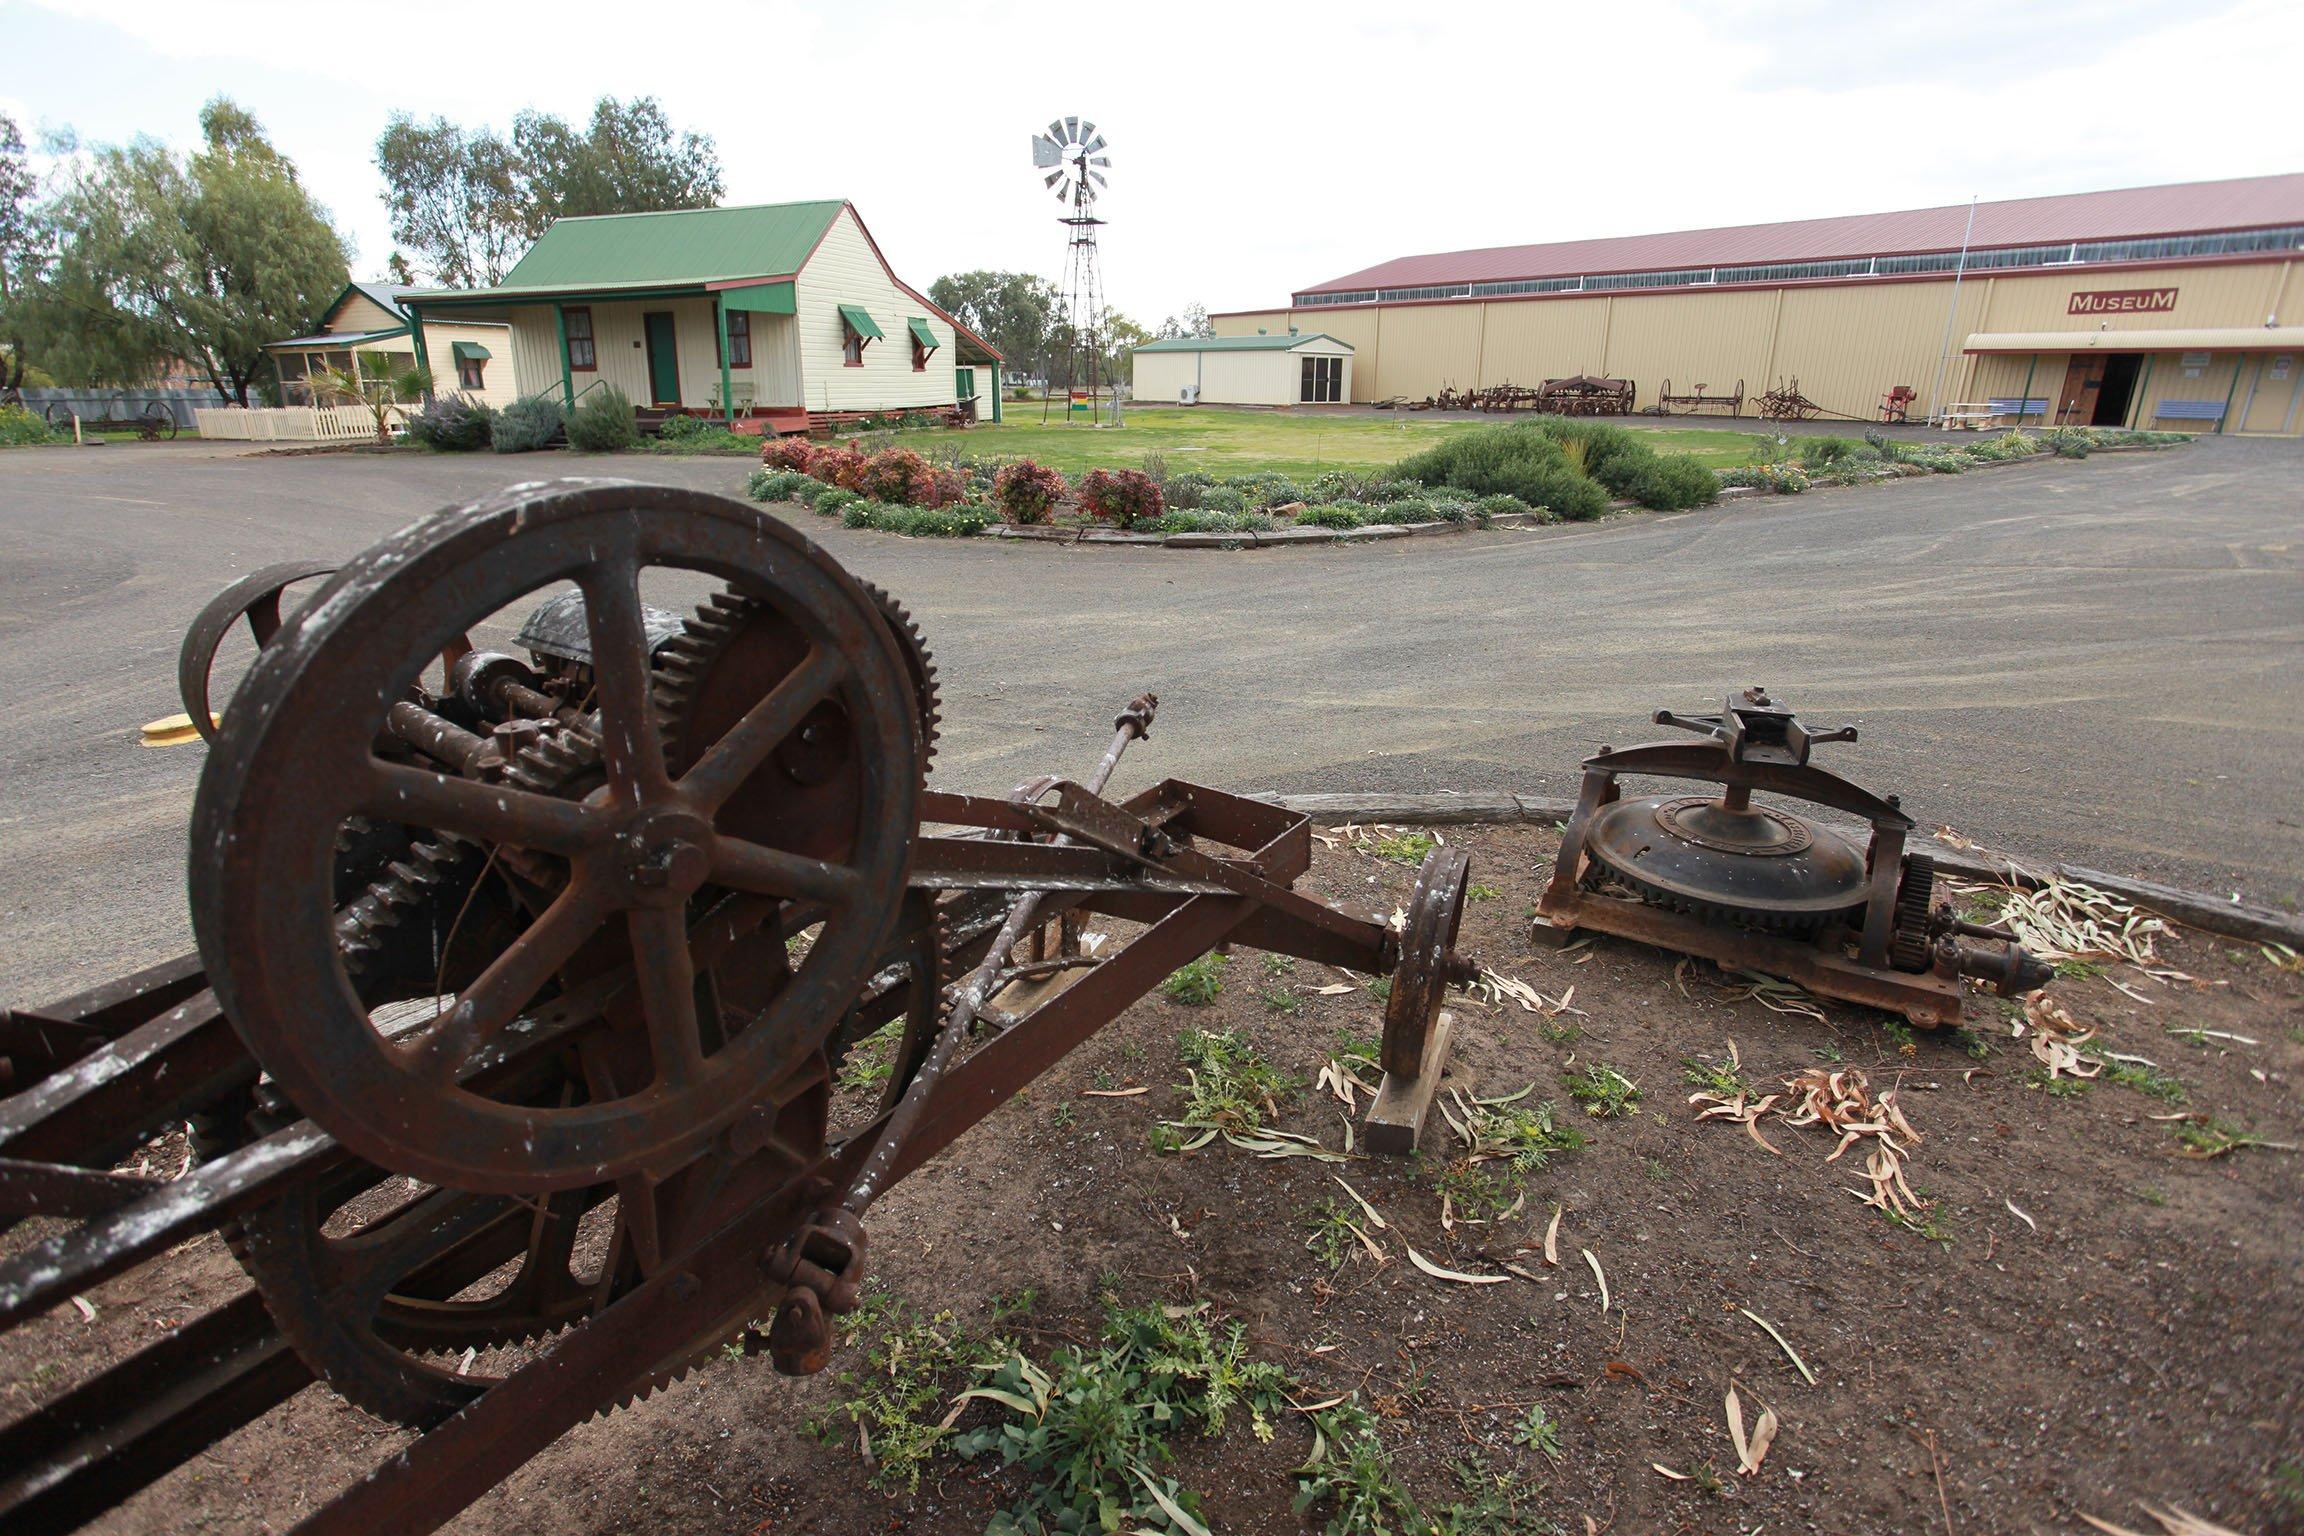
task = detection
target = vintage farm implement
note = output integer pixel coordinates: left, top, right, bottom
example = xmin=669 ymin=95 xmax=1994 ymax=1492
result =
xmin=1650 ymin=378 xmax=1744 ymax=416
xmin=1532 ymin=688 xmax=2051 ymax=1027
xmin=1533 ymin=375 xmax=1635 ymax=416
xmin=1757 ymin=376 xmax=1827 ymax=421
xmin=0 ymin=481 xmax=1478 ymax=1533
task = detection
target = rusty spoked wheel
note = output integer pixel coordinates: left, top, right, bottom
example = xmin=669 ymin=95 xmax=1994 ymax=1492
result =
xmin=1382 ymin=845 xmax=1475 ymax=1078
xmin=192 ymin=481 xmax=922 ymax=1195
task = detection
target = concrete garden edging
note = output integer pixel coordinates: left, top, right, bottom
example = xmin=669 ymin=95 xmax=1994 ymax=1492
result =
xmin=1247 ymin=790 xmax=2304 ymax=950
xmin=983 ymin=510 xmax=1549 ymax=550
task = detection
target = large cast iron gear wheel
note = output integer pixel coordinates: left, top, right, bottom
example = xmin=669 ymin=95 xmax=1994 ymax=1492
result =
xmin=192 ymin=481 xmax=924 ymax=1195
xmin=1887 ymin=853 xmax=1938 ymax=972
xmin=656 ymin=577 xmax=941 ymax=787
xmin=1580 ymin=794 xmax=1871 ymax=936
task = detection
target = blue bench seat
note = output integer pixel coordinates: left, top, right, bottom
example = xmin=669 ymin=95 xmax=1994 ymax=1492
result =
xmin=2152 ymin=399 xmax=2226 ymax=421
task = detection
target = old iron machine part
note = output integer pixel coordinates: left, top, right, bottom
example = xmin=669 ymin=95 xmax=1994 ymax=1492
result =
xmin=1532 ymin=687 xmax=2051 ymax=1026
xmin=0 ymin=480 xmax=1476 ymax=1536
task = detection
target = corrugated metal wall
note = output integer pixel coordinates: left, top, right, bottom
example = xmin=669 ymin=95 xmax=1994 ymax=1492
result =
xmin=1216 ymin=257 xmax=2303 ymax=431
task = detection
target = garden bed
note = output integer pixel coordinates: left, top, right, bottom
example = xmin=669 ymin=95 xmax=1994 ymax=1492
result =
xmin=45 ymin=819 xmax=2301 ymax=1533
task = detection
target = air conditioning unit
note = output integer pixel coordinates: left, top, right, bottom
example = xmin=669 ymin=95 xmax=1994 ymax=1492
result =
xmin=1178 ymin=384 xmax=1200 ymax=405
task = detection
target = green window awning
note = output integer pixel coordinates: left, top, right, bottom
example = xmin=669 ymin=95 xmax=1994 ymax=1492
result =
xmin=450 ymin=341 xmax=491 ymax=362
xmin=721 ymin=281 xmax=796 ymax=315
xmin=838 ymin=304 xmax=884 ymax=341
xmin=906 ymin=317 xmax=939 ymax=352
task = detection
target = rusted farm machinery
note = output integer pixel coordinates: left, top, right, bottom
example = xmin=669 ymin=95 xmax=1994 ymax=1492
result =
xmin=1533 ymin=375 xmax=1635 ymax=416
xmin=1757 ymin=376 xmax=1827 ymax=421
xmin=1532 ymin=687 xmax=2051 ymax=1027
xmin=1650 ymin=378 xmax=1744 ymax=416
xmin=0 ymin=481 xmax=1478 ymax=1533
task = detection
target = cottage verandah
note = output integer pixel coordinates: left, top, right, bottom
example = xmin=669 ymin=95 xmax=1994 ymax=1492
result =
xmin=403 ymin=201 xmax=1002 ymax=436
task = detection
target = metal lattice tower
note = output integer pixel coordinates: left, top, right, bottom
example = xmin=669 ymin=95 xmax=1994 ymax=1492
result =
xmin=1031 ymin=117 xmax=1110 ymax=425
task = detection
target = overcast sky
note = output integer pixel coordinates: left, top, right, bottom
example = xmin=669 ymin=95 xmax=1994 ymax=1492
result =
xmin=6 ymin=0 xmax=2299 ymax=323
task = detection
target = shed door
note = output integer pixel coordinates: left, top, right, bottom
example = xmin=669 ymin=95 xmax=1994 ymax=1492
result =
xmin=2239 ymin=353 xmax=2299 ymax=435
xmin=955 ymin=366 xmax=975 ymax=401
xmin=643 ymin=312 xmax=680 ymax=406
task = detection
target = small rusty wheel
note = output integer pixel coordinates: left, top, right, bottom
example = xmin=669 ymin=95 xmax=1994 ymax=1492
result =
xmin=176 ymin=560 xmax=338 ymax=743
xmin=1381 ymin=845 xmax=1474 ymax=1078
xmin=192 ymin=481 xmax=923 ymax=1195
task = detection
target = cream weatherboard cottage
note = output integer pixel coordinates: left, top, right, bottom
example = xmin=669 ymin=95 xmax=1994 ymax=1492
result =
xmin=263 ymin=282 xmax=519 ymax=410
xmin=403 ymin=200 xmax=1002 ymax=434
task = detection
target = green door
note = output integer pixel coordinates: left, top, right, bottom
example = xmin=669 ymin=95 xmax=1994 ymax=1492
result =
xmin=955 ymin=366 xmax=975 ymax=401
xmin=643 ymin=312 xmax=679 ymax=405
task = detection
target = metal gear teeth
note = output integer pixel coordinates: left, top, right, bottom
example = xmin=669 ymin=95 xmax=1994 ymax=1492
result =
xmin=1889 ymin=853 xmax=1938 ymax=971
xmin=1583 ymin=857 xmax=1853 ymax=937
xmin=334 ymin=832 xmax=476 ymax=975
xmin=653 ymin=582 xmax=941 ymax=782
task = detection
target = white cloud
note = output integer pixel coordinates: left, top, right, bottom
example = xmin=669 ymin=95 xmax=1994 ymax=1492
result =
xmin=12 ymin=0 xmax=2302 ymax=320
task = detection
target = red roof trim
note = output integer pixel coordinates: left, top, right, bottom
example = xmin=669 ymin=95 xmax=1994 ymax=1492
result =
xmin=703 ymin=273 xmax=799 ymax=292
xmin=1295 ymin=173 xmax=2304 ymax=296
xmin=1216 ymin=247 xmax=2297 ymax=321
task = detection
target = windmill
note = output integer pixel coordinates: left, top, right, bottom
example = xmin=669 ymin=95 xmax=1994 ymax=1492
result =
xmin=1031 ymin=117 xmax=1111 ymax=424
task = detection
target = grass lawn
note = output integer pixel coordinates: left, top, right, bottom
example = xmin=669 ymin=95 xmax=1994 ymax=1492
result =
xmin=932 ymin=405 xmax=1759 ymax=478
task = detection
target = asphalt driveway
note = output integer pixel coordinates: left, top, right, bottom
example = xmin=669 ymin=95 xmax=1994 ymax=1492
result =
xmin=2 ymin=435 xmax=2298 ymax=998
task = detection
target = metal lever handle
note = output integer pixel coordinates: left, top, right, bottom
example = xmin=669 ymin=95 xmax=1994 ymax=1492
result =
xmin=1805 ymin=725 xmax=1859 ymax=747
xmin=1652 ymin=709 xmax=1726 ymax=740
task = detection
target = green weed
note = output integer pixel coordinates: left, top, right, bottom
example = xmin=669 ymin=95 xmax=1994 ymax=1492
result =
xmin=1467 ymin=883 xmax=1502 ymax=903
xmin=1680 ymin=1052 xmax=1749 ymax=1097
xmin=811 ymin=1289 xmax=1005 ymax=1491
xmin=1161 ymin=953 xmax=1228 ymax=1006
xmin=1295 ymin=1400 xmax=1418 ymax=1536
xmin=1173 ymin=1028 xmax=1298 ymax=1136
xmin=1260 ymin=987 xmax=1303 ymax=1016
xmin=2025 ymin=1068 xmax=2092 ymax=1098
xmin=1565 ymin=1065 xmax=1641 ymax=1118
xmin=836 ymin=1019 xmax=902 ymax=1092
xmin=1372 ymin=831 xmax=1438 ymax=866
xmin=1512 ymin=1404 xmax=1563 ymax=1462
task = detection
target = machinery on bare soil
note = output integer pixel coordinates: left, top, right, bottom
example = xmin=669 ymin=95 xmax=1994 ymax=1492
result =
xmin=1533 ymin=687 xmax=2052 ymax=1026
xmin=0 ymin=481 xmax=1478 ymax=1534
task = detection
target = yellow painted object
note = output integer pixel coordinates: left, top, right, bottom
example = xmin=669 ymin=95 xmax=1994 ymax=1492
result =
xmin=140 ymin=712 xmax=216 ymax=747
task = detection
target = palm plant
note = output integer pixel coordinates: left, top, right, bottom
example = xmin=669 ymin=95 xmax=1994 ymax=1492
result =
xmin=314 ymin=354 xmax=432 ymax=444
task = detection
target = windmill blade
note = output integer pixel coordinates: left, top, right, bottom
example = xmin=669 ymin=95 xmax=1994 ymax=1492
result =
xmin=1043 ymin=170 xmax=1065 ymax=190
xmin=1032 ymin=135 xmax=1064 ymax=168
xmin=1088 ymin=171 xmax=1107 ymax=188
xmin=1047 ymin=119 xmax=1065 ymax=141
xmin=1079 ymin=120 xmax=1097 ymax=140
xmin=1083 ymin=134 xmax=1107 ymax=154
xmin=1063 ymin=115 xmax=1081 ymax=142
xmin=1087 ymin=156 xmax=1110 ymax=167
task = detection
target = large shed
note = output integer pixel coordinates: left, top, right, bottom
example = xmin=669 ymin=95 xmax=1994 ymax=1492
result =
xmin=1131 ymin=331 xmax=1354 ymax=406
xmin=1215 ymin=173 xmax=2304 ymax=435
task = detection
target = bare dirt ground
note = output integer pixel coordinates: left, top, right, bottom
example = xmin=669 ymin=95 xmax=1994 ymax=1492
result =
xmin=8 ymin=822 xmax=2301 ymax=1536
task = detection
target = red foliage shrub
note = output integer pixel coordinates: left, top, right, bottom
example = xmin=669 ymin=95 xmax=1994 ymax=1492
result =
xmin=917 ymin=465 xmax=970 ymax=509
xmin=758 ymin=436 xmax=816 ymax=472
xmin=811 ymin=445 xmax=868 ymax=491
xmin=1076 ymin=468 xmax=1164 ymax=527
xmin=992 ymin=460 xmax=1068 ymax=525
xmin=856 ymin=446 xmax=932 ymax=505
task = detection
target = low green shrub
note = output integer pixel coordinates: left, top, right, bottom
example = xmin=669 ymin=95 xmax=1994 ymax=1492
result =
xmin=1225 ymin=471 xmax=1305 ymax=509
xmin=1365 ymin=478 xmax=1428 ymax=505
xmin=0 ymin=404 xmax=67 ymax=446
xmin=747 ymin=467 xmax=813 ymax=502
xmin=1794 ymin=435 xmax=1864 ymax=467
xmin=655 ymin=412 xmax=709 ymax=442
xmin=565 ymin=385 xmax=640 ymax=453
xmin=1155 ymin=509 xmax=1268 ymax=535
xmin=1620 ymin=453 xmax=1722 ymax=509
xmin=1307 ymin=469 xmax=1374 ymax=503
xmin=1476 ymin=492 xmax=1534 ymax=521
xmin=1163 ymin=468 xmax=1217 ymax=509
xmin=1196 ymin=485 xmax=1249 ymax=515
xmin=2042 ymin=427 xmax=2092 ymax=458
xmin=490 ymin=392 xmax=563 ymax=453
xmin=1292 ymin=503 xmax=1366 ymax=529
xmin=816 ymin=486 xmax=865 ymax=516
xmin=406 ymin=392 xmax=492 ymax=451
xmin=1393 ymin=423 xmax=1611 ymax=520
xmin=1719 ymin=463 xmax=1810 ymax=494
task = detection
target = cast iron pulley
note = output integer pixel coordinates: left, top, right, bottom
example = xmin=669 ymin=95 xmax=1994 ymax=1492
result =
xmin=1383 ymin=844 xmax=1477 ymax=1078
xmin=1582 ymin=793 xmax=1869 ymax=934
xmin=190 ymin=481 xmax=925 ymax=1195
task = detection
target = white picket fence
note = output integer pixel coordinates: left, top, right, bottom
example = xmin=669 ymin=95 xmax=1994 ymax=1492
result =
xmin=192 ymin=404 xmax=407 ymax=442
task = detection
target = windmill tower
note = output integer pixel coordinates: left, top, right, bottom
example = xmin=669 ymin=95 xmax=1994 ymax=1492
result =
xmin=1031 ymin=117 xmax=1110 ymax=424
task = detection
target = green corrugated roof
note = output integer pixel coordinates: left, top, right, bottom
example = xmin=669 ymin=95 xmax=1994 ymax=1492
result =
xmin=1132 ymin=332 xmax=1350 ymax=353
xmin=497 ymin=200 xmax=848 ymax=290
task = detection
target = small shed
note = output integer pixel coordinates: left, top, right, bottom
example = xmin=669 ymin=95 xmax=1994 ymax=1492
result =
xmin=1132 ymin=331 xmax=1354 ymax=406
